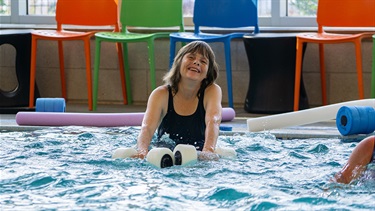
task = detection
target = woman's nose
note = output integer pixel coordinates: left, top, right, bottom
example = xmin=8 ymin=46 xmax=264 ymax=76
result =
xmin=193 ymin=60 xmax=200 ymax=66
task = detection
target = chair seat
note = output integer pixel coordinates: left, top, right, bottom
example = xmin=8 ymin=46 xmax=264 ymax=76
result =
xmin=170 ymin=32 xmax=229 ymax=40
xmin=95 ymin=32 xmax=155 ymax=41
xmin=297 ymin=32 xmax=371 ymax=42
xmin=170 ymin=32 xmax=246 ymax=42
xmin=32 ymin=30 xmax=95 ymax=39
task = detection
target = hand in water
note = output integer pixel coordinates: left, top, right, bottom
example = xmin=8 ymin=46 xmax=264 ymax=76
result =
xmin=131 ymin=149 xmax=148 ymax=159
xmin=198 ymin=151 xmax=220 ymax=161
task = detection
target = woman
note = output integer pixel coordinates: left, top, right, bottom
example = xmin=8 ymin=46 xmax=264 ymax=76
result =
xmin=134 ymin=41 xmax=222 ymax=160
xmin=334 ymin=135 xmax=375 ymax=184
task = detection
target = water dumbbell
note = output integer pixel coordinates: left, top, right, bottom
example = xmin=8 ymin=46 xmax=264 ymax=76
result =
xmin=35 ymin=98 xmax=66 ymax=112
xmin=147 ymin=144 xmax=198 ymax=168
xmin=173 ymin=144 xmax=198 ymax=166
xmin=147 ymin=147 xmax=175 ymax=168
xmin=336 ymin=106 xmax=375 ymax=136
xmin=112 ymin=144 xmax=237 ymax=168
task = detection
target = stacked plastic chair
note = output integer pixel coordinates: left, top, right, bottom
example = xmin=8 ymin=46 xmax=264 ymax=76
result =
xmin=92 ymin=0 xmax=184 ymax=110
xmin=293 ymin=0 xmax=375 ymax=110
xmin=169 ymin=0 xmax=259 ymax=108
xmin=29 ymin=0 xmax=125 ymax=111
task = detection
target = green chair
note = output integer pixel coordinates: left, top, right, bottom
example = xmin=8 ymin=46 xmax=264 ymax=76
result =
xmin=93 ymin=0 xmax=184 ymax=110
xmin=372 ymin=34 xmax=375 ymax=98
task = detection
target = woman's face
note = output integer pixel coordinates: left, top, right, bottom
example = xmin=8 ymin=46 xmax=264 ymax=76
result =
xmin=180 ymin=52 xmax=209 ymax=82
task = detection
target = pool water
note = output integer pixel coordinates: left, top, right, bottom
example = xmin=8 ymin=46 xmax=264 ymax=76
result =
xmin=1 ymin=126 xmax=374 ymax=210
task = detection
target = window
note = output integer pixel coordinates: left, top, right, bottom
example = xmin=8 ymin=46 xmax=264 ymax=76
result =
xmin=0 ymin=0 xmax=56 ymax=24
xmin=287 ymin=0 xmax=317 ymax=16
xmin=0 ymin=0 xmax=11 ymax=15
xmin=28 ymin=0 xmax=57 ymax=15
xmin=1 ymin=0 xmax=318 ymax=27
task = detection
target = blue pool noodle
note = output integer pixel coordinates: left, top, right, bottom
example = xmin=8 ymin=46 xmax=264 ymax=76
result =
xmin=36 ymin=98 xmax=66 ymax=112
xmin=336 ymin=106 xmax=375 ymax=136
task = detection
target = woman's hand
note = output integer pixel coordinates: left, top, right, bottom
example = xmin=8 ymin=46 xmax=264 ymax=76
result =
xmin=198 ymin=151 xmax=220 ymax=161
xmin=131 ymin=149 xmax=148 ymax=159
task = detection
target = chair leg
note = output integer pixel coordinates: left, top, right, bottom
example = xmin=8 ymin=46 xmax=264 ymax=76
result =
xmin=93 ymin=39 xmax=102 ymax=111
xmin=148 ymin=39 xmax=156 ymax=90
xmin=58 ymin=40 xmax=67 ymax=99
xmin=123 ymin=43 xmax=132 ymax=104
xmin=294 ymin=40 xmax=304 ymax=111
xmin=354 ymin=39 xmax=364 ymax=99
xmin=83 ymin=38 xmax=93 ymax=111
xmin=29 ymin=36 xmax=38 ymax=108
xmin=224 ymin=40 xmax=233 ymax=108
xmin=169 ymin=38 xmax=176 ymax=69
xmin=372 ymin=37 xmax=375 ymax=98
xmin=116 ymin=42 xmax=128 ymax=105
xmin=318 ymin=43 xmax=327 ymax=105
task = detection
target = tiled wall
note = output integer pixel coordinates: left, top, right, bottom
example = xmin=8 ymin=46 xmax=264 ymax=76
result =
xmin=0 ymin=37 xmax=373 ymax=110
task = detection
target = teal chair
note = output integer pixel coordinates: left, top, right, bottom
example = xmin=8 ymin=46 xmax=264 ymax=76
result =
xmin=93 ymin=0 xmax=184 ymax=110
xmin=169 ymin=0 xmax=259 ymax=108
xmin=372 ymin=34 xmax=375 ymax=98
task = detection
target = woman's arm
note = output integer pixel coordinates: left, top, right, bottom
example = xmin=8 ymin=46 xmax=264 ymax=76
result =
xmin=135 ymin=86 xmax=168 ymax=159
xmin=202 ymin=83 xmax=222 ymax=154
xmin=334 ymin=136 xmax=375 ymax=184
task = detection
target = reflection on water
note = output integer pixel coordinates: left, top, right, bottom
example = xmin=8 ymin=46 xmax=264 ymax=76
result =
xmin=1 ymin=126 xmax=374 ymax=210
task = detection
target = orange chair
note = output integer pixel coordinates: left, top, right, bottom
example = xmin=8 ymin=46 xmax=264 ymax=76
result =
xmin=293 ymin=0 xmax=375 ymax=111
xmin=29 ymin=0 xmax=126 ymax=111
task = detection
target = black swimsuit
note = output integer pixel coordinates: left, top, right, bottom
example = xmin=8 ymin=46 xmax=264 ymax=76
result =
xmin=157 ymin=86 xmax=206 ymax=151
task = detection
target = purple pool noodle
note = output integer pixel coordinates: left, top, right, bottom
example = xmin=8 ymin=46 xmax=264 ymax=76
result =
xmin=16 ymin=112 xmax=145 ymax=127
xmin=16 ymin=108 xmax=235 ymax=127
xmin=221 ymin=107 xmax=235 ymax=122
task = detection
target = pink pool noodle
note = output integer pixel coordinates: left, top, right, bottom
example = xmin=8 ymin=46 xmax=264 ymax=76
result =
xmin=16 ymin=108 xmax=235 ymax=127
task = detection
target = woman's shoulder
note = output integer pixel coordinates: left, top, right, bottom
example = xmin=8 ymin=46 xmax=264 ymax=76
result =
xmin=152 ymin=85 xmax=169 ymax=93
xmin=203 ymin=83 xmax=222 ymax=108
xmin=149 ymin=85 xmax=169 ymax=99
xmin=205 ymin=83 xmax=222 ymax=94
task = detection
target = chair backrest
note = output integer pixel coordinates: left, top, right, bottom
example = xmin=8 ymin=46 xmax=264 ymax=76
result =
xmin=120 ymin=0 xmax=184 ymax=31
xmin=317 ymin=0 xmax=375 ymax=31
xmin=55 ymin=0 xmax=120 ymax=30
xmin=193 ymin=0 xmax=259 ymax=33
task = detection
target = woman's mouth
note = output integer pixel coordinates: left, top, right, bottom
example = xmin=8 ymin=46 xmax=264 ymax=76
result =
xmin=188 ymin=67 xmax=200 ymax=73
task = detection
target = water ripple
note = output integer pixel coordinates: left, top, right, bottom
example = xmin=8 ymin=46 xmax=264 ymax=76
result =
xmin=0 ymin=127 xmax=374 ymax=210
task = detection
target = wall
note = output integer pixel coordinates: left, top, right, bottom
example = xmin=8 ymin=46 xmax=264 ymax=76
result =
xmin=0 ymin=36 xmax=373 ymax=110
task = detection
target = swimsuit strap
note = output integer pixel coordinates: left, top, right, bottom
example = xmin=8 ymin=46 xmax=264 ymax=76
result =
xmin=167 ymin=85 xmax=174 ymax=112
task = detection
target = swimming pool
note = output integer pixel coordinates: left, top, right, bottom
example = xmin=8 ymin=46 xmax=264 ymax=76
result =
xmin=1 ymin=126 xmax=374 ymax=210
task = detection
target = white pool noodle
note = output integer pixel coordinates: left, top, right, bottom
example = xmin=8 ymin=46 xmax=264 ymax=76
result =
xmin=247 ymin=99 xmax=375 ymax=132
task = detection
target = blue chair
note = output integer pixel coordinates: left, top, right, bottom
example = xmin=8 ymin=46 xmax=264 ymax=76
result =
xmin=169 ymin=0 xmax=259 ymax=108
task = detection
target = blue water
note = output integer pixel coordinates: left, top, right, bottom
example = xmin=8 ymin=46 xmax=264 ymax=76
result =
xmin=1 ymin=126 xmax=374 ymax=210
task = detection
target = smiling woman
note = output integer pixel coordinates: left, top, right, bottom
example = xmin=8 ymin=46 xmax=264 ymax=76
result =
xmin=132 ymin=41 xmax=222 ymax=160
